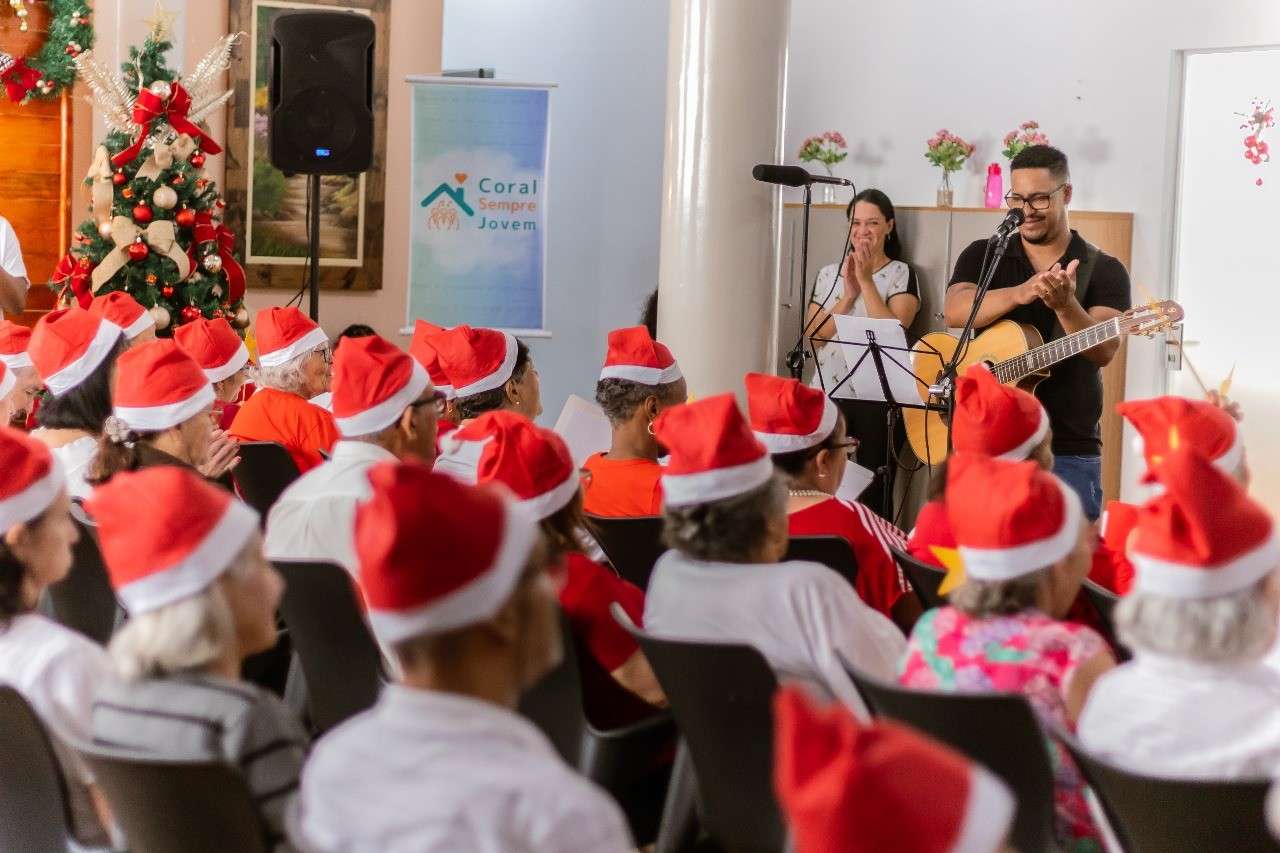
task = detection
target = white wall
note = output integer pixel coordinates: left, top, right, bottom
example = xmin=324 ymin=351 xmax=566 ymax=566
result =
xmin=786 ymin=0 xmax=1280 ymax=499
xmin=442 ymin=0 xmax=669 ymax=423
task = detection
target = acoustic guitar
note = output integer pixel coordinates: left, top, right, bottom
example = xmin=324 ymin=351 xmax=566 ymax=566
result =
xmin=903 ymin=300 xmax=1184 ymax=464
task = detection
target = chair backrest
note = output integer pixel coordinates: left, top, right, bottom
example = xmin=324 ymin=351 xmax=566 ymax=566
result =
xmin=891 ymin=545 xmax=946 ymax=610
xmin=1080 ymin=579 xmax=1129 ymax=660
xmin=0 ymin=687 xmax=73 ymax=852
xmin=272 ymin=561 xmax=383 ymax=734
xmin=585 ymin=514 xmax=667 ymax=590
xmin=233 ymin=442 xmax=302 ymax=522
xmin=517 ymin=609 xmax=585 ymax=767
xmin=43 ymin=501 xmax=119 ymax=645
xmin=843 ymin=660 xmax=1057 ymax=853
xmin=785 ymin=535 xmax=859 ymax=590
xmin=1058 ymin=731 xmax=1280 ymax=853
xmin=80 ymin=744 xmax=268 ymax=853
xmin=615 ymin=604 xmax=785 ymax=853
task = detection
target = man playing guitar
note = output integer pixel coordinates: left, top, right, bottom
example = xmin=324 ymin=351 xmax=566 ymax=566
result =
xmin=945 ymin=145 xmax=1131 ymax=520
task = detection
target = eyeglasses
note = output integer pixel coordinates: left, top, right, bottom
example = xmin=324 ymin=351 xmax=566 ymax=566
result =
xmin=833 ymin=438 xmax=861 ymax=461
xmin=1004 ymin=183 xmax=1067 ymax=211
xmin=311 ymin=345 xmax=333 ymax=365
xmin=409 ymin=390 xmax=448 ymax=418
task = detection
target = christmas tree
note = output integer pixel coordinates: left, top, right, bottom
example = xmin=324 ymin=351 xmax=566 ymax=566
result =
xmin=54 ymin=19 xmax=248 ymax=334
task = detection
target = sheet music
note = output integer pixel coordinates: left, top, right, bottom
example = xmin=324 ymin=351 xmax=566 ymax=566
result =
xmin=835 ymin=461 xmax=876 ymax=501
xmin=553 ymin=394 xmax=612 ymax=467
xmin=829 ymin=316 xmax=922 ymax=404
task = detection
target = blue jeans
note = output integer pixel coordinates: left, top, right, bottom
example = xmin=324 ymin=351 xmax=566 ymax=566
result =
xmin=1053 ymin=454 xmax=1102 ymax=521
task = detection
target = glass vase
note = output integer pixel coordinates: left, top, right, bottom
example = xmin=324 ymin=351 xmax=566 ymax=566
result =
xmin=820 ymin=183 xmax=836 ymax=204
xmin=936 ymin=171 xmax=954 ymax=207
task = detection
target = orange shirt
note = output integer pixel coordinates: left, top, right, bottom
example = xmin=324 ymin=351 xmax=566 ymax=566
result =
xmin=581 ymin=452 xmax=663 ymax=517
xmin=228 ymin=387 xmax=340 ymax=474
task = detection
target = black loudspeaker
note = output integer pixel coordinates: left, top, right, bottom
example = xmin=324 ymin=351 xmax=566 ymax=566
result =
xmin=268 ymin=11 xmax=375 ymax=175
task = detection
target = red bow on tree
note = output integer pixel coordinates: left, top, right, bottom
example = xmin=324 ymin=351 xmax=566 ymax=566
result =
xmin=0 ymin=55 xmax=41 ymax=104
xmin=193 ymin=211 xmax=246 ymax=302
xmin=50 ymin=253 xmax=94 ymax=308
xmin=112 ymin=82 xmax=222 ymax=169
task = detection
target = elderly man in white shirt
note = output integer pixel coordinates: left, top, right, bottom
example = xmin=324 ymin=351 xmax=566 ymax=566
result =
xmin=1079 ymin=448 xmax=1280 ymax=779
xmin=291 ymin=462 xmax=633 ymax=852
xmin=265 ymin=334 xmax=438 ymax=574
xmin=0 ymin=215 xmax=30 ymax=316
xmin=643 ymin=394 xmax=905 ymax=716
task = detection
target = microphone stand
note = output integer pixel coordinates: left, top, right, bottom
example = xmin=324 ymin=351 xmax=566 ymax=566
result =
xmin=785 ymin=183 xmax=814 ymax=379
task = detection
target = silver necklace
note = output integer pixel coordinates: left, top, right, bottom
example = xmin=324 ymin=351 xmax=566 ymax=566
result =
xmin=788 ymin=489 xmax=829 ymax=498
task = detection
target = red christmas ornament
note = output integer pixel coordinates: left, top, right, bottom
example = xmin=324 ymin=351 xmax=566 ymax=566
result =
xmin=195 ymin=178 xmax=209 ymax=191
xmin=161 ymin=284 xmax=175 ymax=298
xmin=127 ymin=240 xmax=150 ymax=262
xmin=174 ymin=207 xmax=196 ymax=229
xmin=171 ymin=174 xmax=186 ymax=186
xmin=215 ymin=199 xmax=225 ymax=209
xmin=121 ymin=187 xmax=134 ymax=199
xmin=180 ymin=305 xmax=201 ymax=323
xmin=132 ymin=204 xmax=153 ymax=224
xmin=145 ymin=273 xmax=157 ymax=284
xmin=112 ymin=170 xmax=126 ymax=186
xmin=212 ymin=309 xmax=224 ymax=319
xmin=190 ymin=152 xmax=206 ymax=169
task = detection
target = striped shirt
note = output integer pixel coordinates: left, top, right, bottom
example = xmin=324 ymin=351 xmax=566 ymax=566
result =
xmin=91 ymin=672 xmax=309 ymax=851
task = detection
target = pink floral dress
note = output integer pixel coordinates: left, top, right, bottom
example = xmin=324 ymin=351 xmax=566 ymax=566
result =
xmin=898 ymin=606 xmax=1106 ymax=851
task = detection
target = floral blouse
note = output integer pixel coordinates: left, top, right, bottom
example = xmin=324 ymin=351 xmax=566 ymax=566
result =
xmin=898 ymin=606 xmax=1107 ymax=851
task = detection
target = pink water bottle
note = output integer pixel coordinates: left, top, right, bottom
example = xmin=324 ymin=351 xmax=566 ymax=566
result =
xmin=984 ymin=163 xmax=1003 ymax=208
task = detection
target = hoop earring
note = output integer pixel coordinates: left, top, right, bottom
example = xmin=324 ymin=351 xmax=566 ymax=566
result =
xmin=646 ymin=420 xmax=655 ymax=436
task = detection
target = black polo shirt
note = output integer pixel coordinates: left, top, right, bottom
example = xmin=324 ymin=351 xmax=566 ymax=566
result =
xmin=948 ymin=230 xmax=1131 ymax=457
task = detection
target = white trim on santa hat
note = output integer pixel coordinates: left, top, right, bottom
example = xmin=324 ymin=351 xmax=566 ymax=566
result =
xmin=113 ymin=498 xmax=259 ymax=615
xmin=435 ymin=433 xmax=491 ymax=484
xmin=335 ymin=361 xmax=432 ymax=438
xmin=436 ymin=382 xmax=456 ymax=400
xmin=0 ymin=351 xmax=33 ymax=371
xmin=521 ymin=467 xmax=579 ymax=520
xmin=43 ymin=320 xmax=123 ymax=396
xmin=1131 ymin=531 xmax=1280 ymax=600
xmin=452 ymin=331 xmax=518 ymax=398
xmin=0 ymin=459 xmax=63 ymax=535
xmin=753 ymin=395 xmax=839 ymax=454
xmin=959 ymin=479 xmax=1084 ymax=581
xmin=598 ymin=362 xmax=683 ymax=385
xmin=114 ymin=383 xmax=216 ymax=433
xmin=949 ymin=765 xmax=1016 ymax=853
xmin=366 ymin=498 xmax=540 ymax=645
xmin=1133 ymin=429 xmax=1245 ymax=479
xmin=996 ymin=404 xmax=1050 ymax=461
xmin=202 ymin=341 xmax=251 ymax=384
xmin=121 ymin=310 xmax=155 ymax=340
xmin=257 ymin=325 xmax=329 ymax=368
xmin=661 ymin=454 xmax=775 ymax=508
xmin=0 ymin=365 xmax=14 ymax=401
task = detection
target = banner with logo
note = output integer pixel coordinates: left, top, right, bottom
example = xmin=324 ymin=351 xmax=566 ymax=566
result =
xmin=406 ymin=77 xmax=554 ymax=334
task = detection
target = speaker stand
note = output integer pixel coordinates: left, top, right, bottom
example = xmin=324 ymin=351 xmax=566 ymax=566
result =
xmin=307 ymin=172 xmax=321 ymax=322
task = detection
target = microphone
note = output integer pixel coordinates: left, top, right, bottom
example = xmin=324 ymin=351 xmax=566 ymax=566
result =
xmin=994 ymin=207 xmax=1025 ymax=238
xmin=752 ymin=164 xmax=854 ymax=187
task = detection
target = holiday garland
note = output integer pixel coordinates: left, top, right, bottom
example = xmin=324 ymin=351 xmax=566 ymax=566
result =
xmin=0 ymin=0 xmax=93 ymax=103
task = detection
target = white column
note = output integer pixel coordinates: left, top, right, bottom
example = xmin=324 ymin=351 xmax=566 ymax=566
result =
xmin=656 ymin=0 xmax=790 ymax=398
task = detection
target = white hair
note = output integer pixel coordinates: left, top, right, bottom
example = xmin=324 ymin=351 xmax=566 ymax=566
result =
xmin=1115 ymin=578 xmax=1278 ymax=664
xmin=251 ymin=348 xmax=312 ymax=395
xmin=108 ymin=545 xmax=257 ymax=681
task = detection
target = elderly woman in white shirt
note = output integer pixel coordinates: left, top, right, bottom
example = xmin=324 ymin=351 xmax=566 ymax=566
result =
xmin=1079 ymin=449 xmax=1280 ymax=779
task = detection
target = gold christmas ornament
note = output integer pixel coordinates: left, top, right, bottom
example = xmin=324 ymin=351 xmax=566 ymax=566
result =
xmin=151 ymin=185 xmax=178 ymax=210
xmin=97 ymin=220 xmax=113 ymax=238
xmin=210 ymin=284 xmax=223 ymax=298
xmin=232 ymin=306 xmax=250 ymax=328
xmin=202 ymin=253 xmax=223 ymax=274
xmin=149 ymin=304 xmax=171 ymax=330
xmin=147 ymin=79 xmax=172 ymax=101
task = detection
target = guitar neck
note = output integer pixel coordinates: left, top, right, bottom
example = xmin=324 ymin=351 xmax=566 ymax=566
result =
xmin=992 ymin=317 xmax=1121 ymax=384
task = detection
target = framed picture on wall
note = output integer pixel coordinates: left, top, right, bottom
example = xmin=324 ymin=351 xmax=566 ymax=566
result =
xmin=224 ymin=0 xmax=389 ymax=291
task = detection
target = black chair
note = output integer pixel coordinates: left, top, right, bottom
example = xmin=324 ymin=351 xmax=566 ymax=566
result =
xmin=233 ymin=441 xmax=302 ymax=523
xmin=273 ymin=561 xmax=384 ymax=734
xmin=843 ymin=659 xmax=1056 ymax=853
xmin=786 ymin=534 xmax=859 ymax=590
xmin=0 ymin=687 xmax=73 ymax=852
xmin=42 ymin=501 xmax=120 ymax=645
xmin=79 ymin=744 xmax=268 ymax=853
xmin=892 ymin=545 xmax=946 ymax=610
xmin=1080 ymin=579 xmax=1129 ymax=660
xmin=585 ymin=514 xmax=666 ymax=590
xmin=1058 ymin=731 xmax=1279 ymax=853
xmin=615 ymin=604 xmax=785 ymax=853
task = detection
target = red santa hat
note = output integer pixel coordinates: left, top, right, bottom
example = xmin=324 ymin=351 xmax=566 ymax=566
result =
xmin=468 ymin=410 xmax=579 ymax=520
xmin=654 ymin=394 xmax=774 ymax=507
xmin=1117 ymin=396 xmax=1243 ymax=476
xmin=355 ymin=461 xmax=539 ymax=644
xmin=429 ymin=325 xmax=518 ymax=398
xmin=1129 ymin=448 xmax=1278 ymax=599
xmin=90 ymin=290 xmax=154 ymax=340
xmin=598 ymin=326 xmax=682 ymax=385
xmin=946 ymin=452 xmax=1083 ymax=581
xmin=29 ymin=308 xmax=123 ymax=396
xmin=0 ymin=320 xmax=33 ymax=371
xmin=87 ymin=467 xmax=259 ymax=615
xmin=0 ymin=427 xmax=64 ymax=535
xmin=408 ymin=320 xmax=455 ymax=400
xmin=173 ymin=317 xmax=251 ymax=383
xmin=111 ymin=340 xmax=214 ymax=432
xmin=774 ymin=687 xmax=1014 ymax=853
xmin=745 ymin=372 xmax=838 ymax=453
xmin=331 ymin=334 xmax=431 ymax=437
xmin=953 ymin=364 xmax=1049 ymax=460
xmin=254 ymin=306 xmax=329 ymax=368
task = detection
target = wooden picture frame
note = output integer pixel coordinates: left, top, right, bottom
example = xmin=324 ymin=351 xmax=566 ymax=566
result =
xmin=224 ymin=0 xmax=388 ymax=291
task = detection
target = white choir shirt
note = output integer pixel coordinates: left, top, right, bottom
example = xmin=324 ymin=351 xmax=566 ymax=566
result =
xmin=433 ymin=432 xmax=486 ymax=484
xmin=643 ymin=550 xmax=906 ymax=716
xmin=809 ymin=259 xmax=917 ymax=390
xmin=0 ymin=215 xmax=28 ymax=280
xmin=37 ymin=433 xmax=97 ymax=501
xmin=264 ymin=440 xmax=397 ymax=575
xmin=291 ymin=685 xmax=634 ymax=853
xmin=1079 ymin=652 xmax=1280 ymax=779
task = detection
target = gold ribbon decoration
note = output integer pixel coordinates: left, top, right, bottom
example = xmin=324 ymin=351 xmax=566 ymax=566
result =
xmin=135 ymin=133 xmax=196 ymax=181
xmin=87 ymin=145 xmax=115 ymax=227
xmin=91 ymin=216 xmax=192 ymax=292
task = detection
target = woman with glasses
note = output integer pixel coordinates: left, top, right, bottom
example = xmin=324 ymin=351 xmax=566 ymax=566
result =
xmin=746 ymin=373 xmax=919 ymax=630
